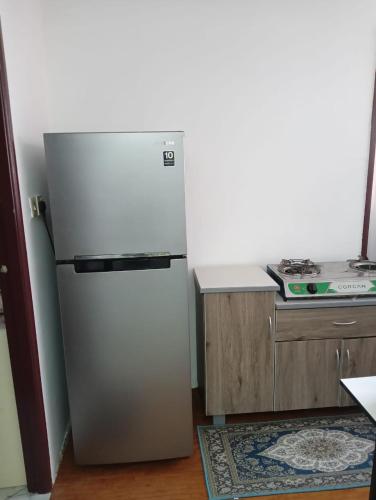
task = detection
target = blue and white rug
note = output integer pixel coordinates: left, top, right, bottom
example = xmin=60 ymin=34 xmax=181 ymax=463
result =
xmin=198 ymin=414 xmax=375 ymax=499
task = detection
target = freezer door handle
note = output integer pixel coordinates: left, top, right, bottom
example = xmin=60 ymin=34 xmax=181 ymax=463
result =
xmin=74 ymin=252 xmax=174 ymax=261
xmin=72 ymin=254 xmax=185 ymax=273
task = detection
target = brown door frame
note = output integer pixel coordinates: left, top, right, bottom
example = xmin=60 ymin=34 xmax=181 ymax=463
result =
xmin=361 ymin=71 xmax=376 ymax=258
xmin=0 ymin=25 xmax=52 ymax=492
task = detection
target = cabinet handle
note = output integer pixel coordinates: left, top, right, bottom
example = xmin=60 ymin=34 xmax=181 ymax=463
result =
xmin=268 ymin=316 xmax=272 ymax=337
xmin=336 ymin=349 xmax=341 ymax=407
xmin=332 ymin=320 xmax=357 ymax=326
xmin=346 ymin=348 xmax=350 ymax=363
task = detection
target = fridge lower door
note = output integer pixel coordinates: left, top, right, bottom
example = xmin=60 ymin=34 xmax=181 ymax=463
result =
xmin=56 ymin=258 xmax=192 ymax=464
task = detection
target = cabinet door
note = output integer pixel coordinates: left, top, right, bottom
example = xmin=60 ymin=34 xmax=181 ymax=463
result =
xmin=275 ymin=339 xmax=341 ymax=411
xmin=205 ymin=291 xmax=274 ymax=415
xmin=341 ymin=337 xmax=376 ymax=406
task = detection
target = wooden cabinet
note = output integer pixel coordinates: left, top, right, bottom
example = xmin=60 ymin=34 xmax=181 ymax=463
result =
xmin=196 ymin=264 xmax=376 ymax=416
xmin=198 ymin=291 xmax=275 ymax=417
xmin=275 ymin=306 xmax=376 ymax=411
xmin=340 ymin=337 xmax=376 ymax=406
xmin=275 ymin=339 xmax=341 ymax=411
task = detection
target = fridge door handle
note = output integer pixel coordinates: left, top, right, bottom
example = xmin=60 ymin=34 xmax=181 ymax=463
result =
xmin=72 ymin=254 xmax=186 ymax=273
xmin=74 ymin=252 xmax=174 ymax=261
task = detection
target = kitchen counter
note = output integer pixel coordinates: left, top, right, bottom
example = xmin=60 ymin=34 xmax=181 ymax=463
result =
xmin=275 ymin=293 xmax=376 ymax=309
xmin=194 ymin=265 xmax=280 ymax=294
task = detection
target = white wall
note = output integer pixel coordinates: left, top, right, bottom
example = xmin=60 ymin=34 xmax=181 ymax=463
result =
xmin=0 ymin=0 xmax=69 ymax=479
xmin=42 ymin=0 xmax=376 ymax=385
xmin=0 ymin=320 xmax=26 ymax=488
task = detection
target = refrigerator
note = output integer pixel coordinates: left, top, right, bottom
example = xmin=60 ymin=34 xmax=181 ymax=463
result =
xmin=44 ymin=132 xmax=193 ymax=465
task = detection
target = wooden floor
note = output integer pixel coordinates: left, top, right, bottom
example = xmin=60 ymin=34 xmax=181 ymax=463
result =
xmin=51 ymin=391 xmax=370 ymax=500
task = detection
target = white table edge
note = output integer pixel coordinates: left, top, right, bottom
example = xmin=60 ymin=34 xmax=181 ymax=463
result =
xmin=340 ymin=376 xmax=376 ymax=425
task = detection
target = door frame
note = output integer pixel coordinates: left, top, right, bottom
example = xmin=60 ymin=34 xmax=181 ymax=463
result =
xmin=361 ymin=71 xmax=376 ymax=258
xmin=0 ymin=25 xmax=52 ymax=492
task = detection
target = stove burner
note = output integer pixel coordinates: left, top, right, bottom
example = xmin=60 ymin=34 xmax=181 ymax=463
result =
xmin=278 ymin=258 xmax=320 ymax=277
xmin=348 ymin=259 xmax=376 ymax=273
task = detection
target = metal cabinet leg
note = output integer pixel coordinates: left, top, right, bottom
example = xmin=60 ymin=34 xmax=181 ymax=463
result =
xmin=212 ymin=415 xmax=226 ymax=425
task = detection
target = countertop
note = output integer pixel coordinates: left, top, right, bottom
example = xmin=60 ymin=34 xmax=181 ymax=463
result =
xmin=194 ymin=265 xmax=280 ymax=294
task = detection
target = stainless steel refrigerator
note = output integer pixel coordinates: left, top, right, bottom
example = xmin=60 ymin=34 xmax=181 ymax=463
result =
xmin=44 ymin=132 xmax=193 ymax=465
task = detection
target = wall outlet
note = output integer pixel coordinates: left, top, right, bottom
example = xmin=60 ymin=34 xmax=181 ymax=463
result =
xmin=29 ymin=195 xmax=42 ymax=218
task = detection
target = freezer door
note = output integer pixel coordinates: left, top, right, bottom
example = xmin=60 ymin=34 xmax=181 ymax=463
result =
xmin=45 ymin=132 xmax=186 ymax=260
xmin=57 ymin=258 xmax=192 ymax=464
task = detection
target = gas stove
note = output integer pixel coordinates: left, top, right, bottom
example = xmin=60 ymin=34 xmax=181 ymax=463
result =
xmin=267 ymin=258 xmax=376 ymax=300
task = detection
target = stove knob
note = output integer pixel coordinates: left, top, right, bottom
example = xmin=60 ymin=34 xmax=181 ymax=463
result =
xmin=307 ymin=283 xmax=317 ymax=294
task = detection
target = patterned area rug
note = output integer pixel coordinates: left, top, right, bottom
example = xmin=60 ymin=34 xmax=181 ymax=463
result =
xmin=198 ymin=414 xmax=375 ymax=499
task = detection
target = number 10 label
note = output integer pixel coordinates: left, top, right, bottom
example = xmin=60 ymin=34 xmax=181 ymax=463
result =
xmin=163 ymin=151 xmax=175 ymax=167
